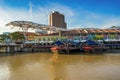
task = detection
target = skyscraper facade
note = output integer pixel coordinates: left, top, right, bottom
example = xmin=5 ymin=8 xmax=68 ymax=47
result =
xmin=49 ymin=11 xmax=67 ymax=29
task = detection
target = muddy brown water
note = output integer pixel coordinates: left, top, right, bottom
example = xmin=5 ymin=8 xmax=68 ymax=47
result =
xmin=0 ymin=52 xmax=120 ymax=80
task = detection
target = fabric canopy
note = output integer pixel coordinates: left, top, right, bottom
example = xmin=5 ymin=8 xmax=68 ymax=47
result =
xmin=85 ymin=40 xmax=97 ymax=45
xmin=53 ymin=40 xmax=64 ymax=46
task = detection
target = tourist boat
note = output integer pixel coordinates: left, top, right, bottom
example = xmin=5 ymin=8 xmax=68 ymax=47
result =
xmin=50 ymin=45 xmax=80 ymax=54
xmin=82 ymin=40 xmax=106 ymax=53
xmin=82 ymin=45 xmax=106 ymax=52
xmin=50 ymin=40 xmax=81 ymax=54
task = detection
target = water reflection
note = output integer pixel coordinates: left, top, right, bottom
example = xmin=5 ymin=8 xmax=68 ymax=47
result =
xmin=0 ymin=53 xmax=120 ymax=80
xmin=50 ymin=53 xmax=58 ymax=63
xmin=0 ymin=64 xmax=10 ymax=80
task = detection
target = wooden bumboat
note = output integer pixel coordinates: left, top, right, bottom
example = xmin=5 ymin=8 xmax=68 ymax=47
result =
xmin=50 ymin=46 xmax=80 ymax=54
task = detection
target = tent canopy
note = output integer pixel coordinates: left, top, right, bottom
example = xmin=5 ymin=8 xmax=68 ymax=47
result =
xmin=53 ymin=40 xmax=64 ymax=46
xmin=85 ymin=40 xmax=97 ymax=45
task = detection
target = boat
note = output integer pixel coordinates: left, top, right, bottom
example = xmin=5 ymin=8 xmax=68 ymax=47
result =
xmin=51 ymin=45 xmax=80 ymax=54
xmin=50 ymin=40 xmax=81 ymax=54
xmin=82 ymin=40 xmax=106 ymax=53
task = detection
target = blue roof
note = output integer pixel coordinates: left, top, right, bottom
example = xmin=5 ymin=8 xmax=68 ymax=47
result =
xmin=69 ymin=41 xmax=81 ymax=45
xmin=85 ymin=40 xmax=97 ymax=45
xmin=53 ymin=40 xmax=64 ymax=46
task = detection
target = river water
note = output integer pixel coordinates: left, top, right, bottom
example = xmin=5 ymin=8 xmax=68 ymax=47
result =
xmin=0 ymin=52 xmax=120 ymax=80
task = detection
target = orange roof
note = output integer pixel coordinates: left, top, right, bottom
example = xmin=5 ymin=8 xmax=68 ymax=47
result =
xmin=108 ymin=29 xmax=116 ymax=33
xmin=102 ymin=29 xmax=109 ymax=33
xmin=87 ymin=29 xmax=96 ymax=33
xmin=95 ymin=29 xmax=103 ymax=33
xmin=115 ymin=29 xmax=120 ymax=33
xmin=81 ymin=29 xmax=88 ymax=34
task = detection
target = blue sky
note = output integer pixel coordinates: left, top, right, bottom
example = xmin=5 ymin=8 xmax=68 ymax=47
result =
xmin=0 ymin=0 xmax=120 ymax=33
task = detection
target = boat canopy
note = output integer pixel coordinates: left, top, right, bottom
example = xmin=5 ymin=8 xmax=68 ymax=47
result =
xmin=68 ymin=41 xmax=81 ymax=45
xmin=85 ymin=40 xmax=97 ymax=45
xmin=53 ymin=40 xmax=64 ymax=46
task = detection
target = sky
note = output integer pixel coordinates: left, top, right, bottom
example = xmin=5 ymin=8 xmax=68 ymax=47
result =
xmin=0 ymin=0 xmax=120 ymax=33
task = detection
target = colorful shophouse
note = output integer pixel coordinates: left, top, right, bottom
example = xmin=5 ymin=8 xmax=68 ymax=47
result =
xmin=34 ymin=28 xmax=120 ymax=42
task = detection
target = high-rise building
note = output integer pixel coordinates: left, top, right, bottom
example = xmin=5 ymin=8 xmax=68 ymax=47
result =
xmin=49 ymin=11 xmax=67 ymax=29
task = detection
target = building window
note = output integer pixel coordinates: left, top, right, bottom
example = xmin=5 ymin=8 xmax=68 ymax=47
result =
xmin=39 ymin=38 xmax=41 ymax=41
xmin=48 ymin=38 xmax=50 ymax=41
xmin=56 ymin=37 xmax=58 ymax=40
xmin=43 ymin=38 xmax=45 ymax=41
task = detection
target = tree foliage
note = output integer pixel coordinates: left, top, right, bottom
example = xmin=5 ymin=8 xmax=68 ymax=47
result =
xmin=10 ymin=32 xmax=25 ymax=41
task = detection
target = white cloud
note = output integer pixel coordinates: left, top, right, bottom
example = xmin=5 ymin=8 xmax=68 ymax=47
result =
xmin=0 ymin=2 xmax=75 ymax=34
xmin=0 ymin=2 xmax=120 ymax=34
xmin=100 ymin=17 xmax=120 ymax=29
xmin=37 ymin=3 xmax=75 ymax=26
xmin=85 ymin=13 xmax=120 ymax=29
xmin=0 ymin=6 xmax=48 ymax=34
xmin=73 ymin=11 xmax=120 ymax=29
xmin=29 ymin=1 xmax=33 ymax=19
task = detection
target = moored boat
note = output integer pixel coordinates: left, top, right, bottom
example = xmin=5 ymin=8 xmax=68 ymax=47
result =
xmin=50 ymin=40 xmax=81 ymax=54
xmin=82 ymin=40 xmax=106 ymax=53
xmin=51 ymin=45 xmax=80 ymax=54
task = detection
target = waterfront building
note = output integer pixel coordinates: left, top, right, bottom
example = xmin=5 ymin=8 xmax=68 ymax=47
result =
xmin=12 ymin=32 xmax=37 ymax=42
xmin=49 ymin=11 xmax=67 ymax=29
xmin=25 ymin=32 xmax=37 ymax=41
xmin=5 ymin=15 xmax=120 ymax=43
xmin=1 ymin=32 xmax=11 ymax=43
xmin=34 ymin=28 xmax=120 ymax=42
xmin=34 ymin=33 xmax=66 ymax=43
xmin=2 ymin=28 xmax=120 ymax=43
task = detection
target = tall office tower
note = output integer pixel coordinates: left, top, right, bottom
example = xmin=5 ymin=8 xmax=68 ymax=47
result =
xmin=49 ymin=11 xmax=67 ymax=29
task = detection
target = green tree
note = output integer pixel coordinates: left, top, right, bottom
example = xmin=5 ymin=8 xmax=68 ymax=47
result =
xmin=10 ymin=32 xmax=25 ymax=42
xmin=111 ymin=26 xmax=116 ymax=28
xmin=0 ymin=34 xmax=10 ymax=43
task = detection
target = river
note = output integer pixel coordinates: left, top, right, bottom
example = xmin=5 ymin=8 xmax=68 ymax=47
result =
xmin=0 ymin=52 xmax=120 ymax=80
